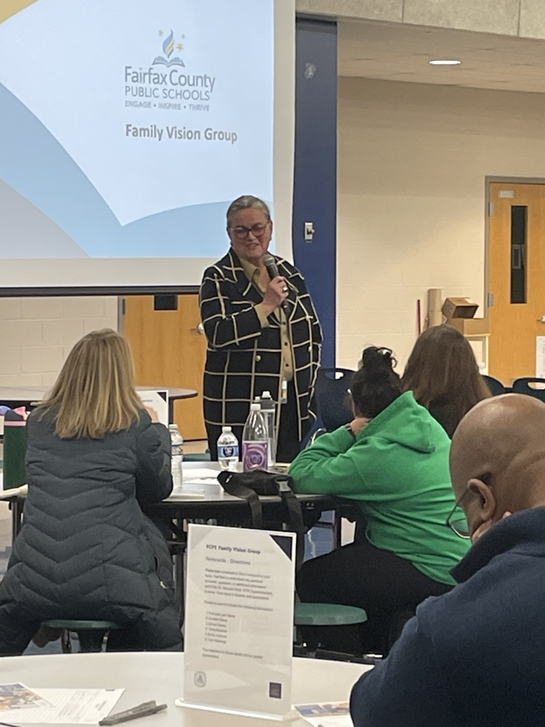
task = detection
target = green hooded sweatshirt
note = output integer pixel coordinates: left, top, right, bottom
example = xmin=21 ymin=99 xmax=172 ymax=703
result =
xmin=289 ymin=391 xmax=469 ymax=584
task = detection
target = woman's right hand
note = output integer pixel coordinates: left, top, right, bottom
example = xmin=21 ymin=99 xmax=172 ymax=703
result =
xmin=262 ymin=276 xmax=289 ymax=315
xmin=349 ymin=417 xmax=370 ymax=437
xmin=144 ymin=405 xmax=160 ymax=423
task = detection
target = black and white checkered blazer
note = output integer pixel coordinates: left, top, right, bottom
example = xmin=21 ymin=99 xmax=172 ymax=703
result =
xmin=199 ymin=248 xmax=322 ymax=440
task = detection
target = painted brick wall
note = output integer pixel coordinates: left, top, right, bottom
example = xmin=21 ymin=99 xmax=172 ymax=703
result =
xmin=337 ymin=77 xmax=545 ymax=370
xmin=297 ymin=0 xmax=545 ymax=41
xmin=0 ymin=297 xmax=118 ymax=388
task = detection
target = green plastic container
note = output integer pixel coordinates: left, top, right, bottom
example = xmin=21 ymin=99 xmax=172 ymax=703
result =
xmin=3 ymin=420 xmax=27 ymax=489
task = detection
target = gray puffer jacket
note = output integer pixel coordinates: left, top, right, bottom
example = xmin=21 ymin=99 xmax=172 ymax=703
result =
xmin=0 ymin=409 xmax=182 ymax=654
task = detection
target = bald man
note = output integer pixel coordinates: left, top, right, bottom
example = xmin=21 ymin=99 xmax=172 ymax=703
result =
xmin=350 ymin=394 xmax=545 ymax=727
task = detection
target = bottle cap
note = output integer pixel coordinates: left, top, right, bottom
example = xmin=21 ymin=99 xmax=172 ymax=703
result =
xmin=250 ymin=403 xmax=260 ymax=411
xmin=262 ymin=391 xmax=272 ymax=399
xmin=168 ymin=424 xmax=178 ymax=430
xmin=222 ymin=426 xmax=232 ymax=432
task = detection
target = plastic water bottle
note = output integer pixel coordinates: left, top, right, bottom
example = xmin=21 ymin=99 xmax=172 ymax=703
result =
xmin=260 ymin=391 xmax=276 ymax=467
xmin=242 ymin=403 xmax=268 ymax=472
xmin=168 ymin=424 xmax=184 ymax=491
xmin=216 ymin=426 xmax=239 ymax=471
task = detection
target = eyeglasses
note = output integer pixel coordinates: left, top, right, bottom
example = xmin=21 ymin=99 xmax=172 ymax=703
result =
xmin=229 ymin=223 xmax=269 ymax=240
xmin=445 ymin=489 xmax=471 ymax=539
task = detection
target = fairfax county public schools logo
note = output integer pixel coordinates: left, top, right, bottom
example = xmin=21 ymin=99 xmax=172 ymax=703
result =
xmin=153 ymin=29 xmax=185 ymax=68
xmin=124 ymin=27 xmax=218 ymax=110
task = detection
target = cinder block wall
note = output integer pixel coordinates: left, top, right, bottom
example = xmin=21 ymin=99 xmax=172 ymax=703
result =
xmin=337 ymin=77 xmax=545 ymax=370
xmin=297 ymin=0 xmax=545 ymax=41
xmin=0 ymin=297 xmax=118 ymax=388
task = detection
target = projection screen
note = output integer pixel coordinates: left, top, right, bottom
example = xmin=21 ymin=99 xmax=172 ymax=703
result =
xmin=0 ymin=0 xmax=295 ymax=293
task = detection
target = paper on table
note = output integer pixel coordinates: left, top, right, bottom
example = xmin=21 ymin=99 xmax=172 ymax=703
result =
xmin=295 ymin=701 xmax=352 ymax=727
xmin=0 ymin=684 xmax=49 ymax=710
xmin=11 ymin=689 xmax=124 ymax=724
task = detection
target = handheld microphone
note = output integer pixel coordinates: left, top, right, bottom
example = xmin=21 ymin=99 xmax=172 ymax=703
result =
xmin=263 ymin=253 xmax=279 ymax=280
xmin=263 ymin=253 xmax=288 ymax=313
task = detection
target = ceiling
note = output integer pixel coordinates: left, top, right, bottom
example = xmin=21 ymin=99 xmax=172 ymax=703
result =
xmin=339 ymin=20 xmax=545 ymax=94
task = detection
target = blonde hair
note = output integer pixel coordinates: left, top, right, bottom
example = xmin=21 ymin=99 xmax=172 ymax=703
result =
xmin=38 ymin=329 xmax=142 ymax=439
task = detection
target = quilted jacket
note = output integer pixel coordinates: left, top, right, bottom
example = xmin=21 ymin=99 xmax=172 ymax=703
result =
xmin=0 ymin=409 xmax=182 ymax=652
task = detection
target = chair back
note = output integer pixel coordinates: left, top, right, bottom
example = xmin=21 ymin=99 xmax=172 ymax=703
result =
xmin=482 ymin=374 xmax=506 ymax=396
xmin=512 ymin=377 xmax=545 ymax=402
xmin=315 ymin=368 xmax=355 ymax=431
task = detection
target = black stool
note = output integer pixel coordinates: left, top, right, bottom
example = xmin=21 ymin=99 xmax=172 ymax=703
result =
xmin=40 ymin=619 xmax=120 ymax=653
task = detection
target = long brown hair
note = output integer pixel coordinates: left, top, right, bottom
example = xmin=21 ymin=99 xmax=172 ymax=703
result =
xmin=38 ymin=329 xmax=142 ymax=439
xmin=402 ymin=325 xmax=490 ymax=434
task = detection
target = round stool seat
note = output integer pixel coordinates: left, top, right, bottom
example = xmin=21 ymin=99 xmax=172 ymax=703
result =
xmin=40 ymin=619 xmax=121 ymax=653
xmin=41 ymin=619 xmax=120 ymax=631
xmin=294 ymin=603 xmax=367 ymax=626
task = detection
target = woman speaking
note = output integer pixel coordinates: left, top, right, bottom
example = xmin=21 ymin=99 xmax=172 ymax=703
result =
xmin=199 ymin=195 xmax=322 ymax=462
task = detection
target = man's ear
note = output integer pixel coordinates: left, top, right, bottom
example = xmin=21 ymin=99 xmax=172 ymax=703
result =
xmin=468 ymin=477 xmax=496 ymax=521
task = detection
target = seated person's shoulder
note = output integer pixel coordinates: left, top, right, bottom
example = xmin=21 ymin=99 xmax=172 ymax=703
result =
xmin=134 ymin=408 xmax=154 ymax=431
xmin=133 ymin=410 xmax=170 ymax=442
xmin=26 ymin=407 xmax=54 ymax=433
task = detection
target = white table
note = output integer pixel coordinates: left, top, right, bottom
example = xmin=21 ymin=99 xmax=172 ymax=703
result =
xmin=0 ymin=386 xmax=197 ymax=424
xmin=0 ymin=652 xmax=371 ymax=726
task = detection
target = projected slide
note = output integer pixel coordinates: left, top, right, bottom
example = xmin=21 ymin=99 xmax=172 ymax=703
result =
xmin=0 ymin=0 xmax=274 ymax=260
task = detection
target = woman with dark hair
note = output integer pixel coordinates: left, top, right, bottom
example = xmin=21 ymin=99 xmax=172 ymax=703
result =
xmin=290 ymin=347 xmax=469 ymax=653
xmin=402 ymin=324 xmax=491 ymax=437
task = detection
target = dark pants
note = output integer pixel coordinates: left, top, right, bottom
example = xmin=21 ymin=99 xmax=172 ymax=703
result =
xmin=0 ymin=606 xmax=40 ymax=656
xmin=297 ymin=537 xmax=452 ymax=654
xmin=0 ymin=601 xmax=183 ymax=656
xmin=207 ymin=381 xmax=303 ymax=463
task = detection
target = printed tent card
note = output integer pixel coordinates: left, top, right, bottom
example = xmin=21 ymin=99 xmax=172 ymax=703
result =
xmin=182 ymin=524 xmax=296 ymax=720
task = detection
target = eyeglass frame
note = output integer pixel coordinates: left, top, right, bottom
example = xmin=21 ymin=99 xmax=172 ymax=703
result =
xmin=445 ymin=487 xmax=472 ymax=539
xmin=228 ymin=221 xmax=271 ymax=240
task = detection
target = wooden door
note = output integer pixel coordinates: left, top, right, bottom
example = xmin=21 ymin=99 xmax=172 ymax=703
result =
xmin=123 ymin=294 xmax=207 ymax=441
xmin=488 ymin=182 xmax=545 ymax=384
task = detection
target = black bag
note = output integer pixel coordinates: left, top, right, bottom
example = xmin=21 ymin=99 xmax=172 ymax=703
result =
xmin=217 ymin=470 xmax=305 ymax=535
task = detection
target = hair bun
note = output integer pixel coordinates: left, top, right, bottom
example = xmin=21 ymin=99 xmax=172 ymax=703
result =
xmin=361 ymin=346 xmax=397 ymax=373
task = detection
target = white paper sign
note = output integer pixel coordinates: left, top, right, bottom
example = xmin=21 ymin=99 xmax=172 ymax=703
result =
xmin=8 ymin=688 xmax=123 ymax=724
xmin=182 ymin=524 xmax=295 ymax=719
xmin=295 ymin=701 xmax=352 ymax=727
xmin=536 ymin=336 xmax=545 ymax=378
xmin=137 ymin=389 xmax=169 ymax=426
